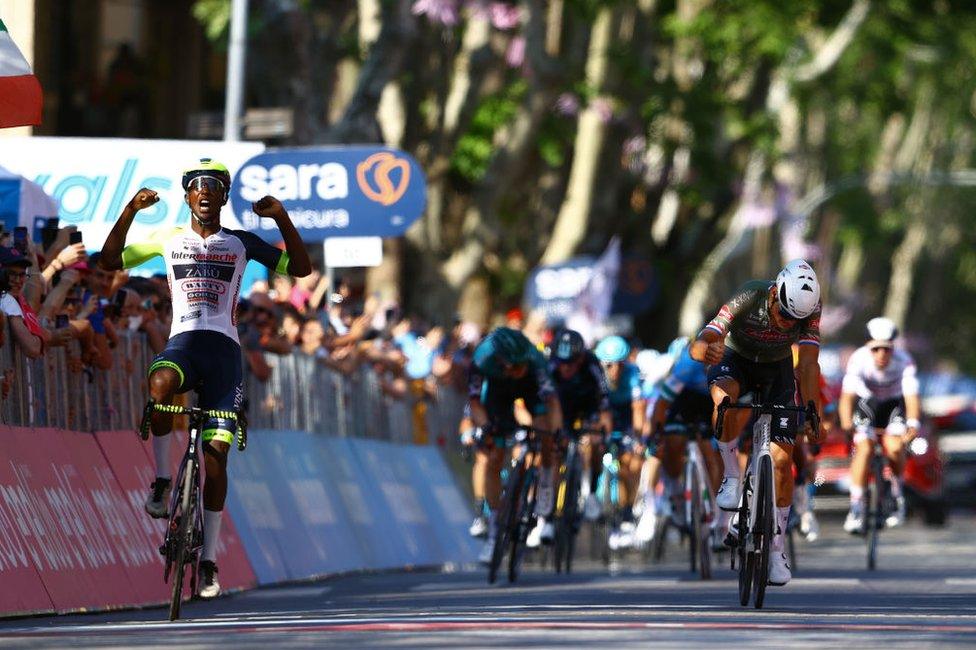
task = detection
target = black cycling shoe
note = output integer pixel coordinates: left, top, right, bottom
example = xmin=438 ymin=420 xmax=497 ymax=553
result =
xmin=198 ymin=560 xmax=220 ymax=599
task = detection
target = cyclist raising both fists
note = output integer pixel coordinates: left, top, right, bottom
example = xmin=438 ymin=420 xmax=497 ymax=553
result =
xmin=689 ymin=259 xmax=826 ymax=587
xmin=100 ymin=158 xmax=311 ymax=599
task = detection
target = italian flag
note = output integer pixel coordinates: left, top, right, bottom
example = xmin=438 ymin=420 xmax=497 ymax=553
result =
xmin=0 ymin=18 xmax=42 ymax=128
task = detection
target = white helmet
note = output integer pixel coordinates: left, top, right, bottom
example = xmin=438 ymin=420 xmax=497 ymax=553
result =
xmin=866 ymin=316 xmax=898 ymax=343
xmin=775 ymin=259 xmax=820 ymax=319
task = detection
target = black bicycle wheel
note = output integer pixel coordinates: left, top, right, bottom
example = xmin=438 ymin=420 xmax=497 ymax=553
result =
xmin=508 ymin=467 xmax=536 ymax=583
xmin=169 ymin=459 xmax=196 ymax=621
xmin=693 ymin=469 xmax=712 ymax=580
xmin=753 ymin=456 xmax=774 ymax=610
xmin=489 ymin=459 xmax=523 ymax=584
xmin=689 ymin=468 xmax=700 ymax=574
xmin=555 ymin=452 xmax=581 ymax=574
xmin=866 ymin=454 xmax=883 ymax=571
xmin=737 ymin=475 xmax=753 ymax=607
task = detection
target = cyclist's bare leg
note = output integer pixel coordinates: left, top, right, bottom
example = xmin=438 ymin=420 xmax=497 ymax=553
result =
xmin=202 ymin=440 xmax=230 ymax=511
xmin=698 ymin=439 xmax=722 ymax=493
xmin=616 ymin=450 xmax=642 ymax=514
xmin=882 ymin=433 xmax=906 ymax=477
xmin=533 ymin=414 xmax=556 ymax=517
xmin=771 ymin=442 xmax=794 ymax=508
xmin=484 ymin=444 xmax=505 ymax=511
xmin=661 ymin=434 xmax=684 ymax=482
xmin=710 ymin=379 xmax=750 ymax=478
xmin=849 ymin=433 xmax=876 ymax=495
xmin=147 ymin=367 xmax=179 ymax=480
xmin=472 ymin=448 xmax=488 ymax=508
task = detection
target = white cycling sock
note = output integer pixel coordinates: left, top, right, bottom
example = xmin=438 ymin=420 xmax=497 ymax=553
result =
xmin=717 ymin=439 xmax=740 ymax=478
xmin=774 ymin=506 xmax=790 ymax=551
xmin=152 ymin=433 xmax=172 ymax=480
xmin=202 ymin=509 xmax=223 ymax=563
xmin=849 ymin=484 xmax=864 ymax=506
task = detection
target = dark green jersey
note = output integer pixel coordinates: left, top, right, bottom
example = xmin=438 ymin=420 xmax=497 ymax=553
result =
xmin=702 ymin=280 xmax=821 ymax=363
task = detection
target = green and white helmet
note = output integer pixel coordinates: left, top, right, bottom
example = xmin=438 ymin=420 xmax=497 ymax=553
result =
xmin=182 ymin=158 xmax=231 ymax=192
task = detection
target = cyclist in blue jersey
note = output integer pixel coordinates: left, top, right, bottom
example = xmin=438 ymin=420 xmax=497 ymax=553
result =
xmin=460 ymin=327 xmax=562 ymax=563
xmin=548 ymin=329 xmax=614 ymax=523
xmin=100 ymin=159 xmax=311 ymax=599
xmin=650 ymin=338 xmax=722 ymax=529
xmin=594 ymin=335 xmax=646 ymax=549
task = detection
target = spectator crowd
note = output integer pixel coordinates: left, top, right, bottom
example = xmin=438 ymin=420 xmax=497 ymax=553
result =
xmin=0 ymin=223 xmax=483 ymax=422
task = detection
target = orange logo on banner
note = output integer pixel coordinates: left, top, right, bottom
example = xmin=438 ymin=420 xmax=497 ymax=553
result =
xmin=356 ymin=152 xmax=411 ymax=206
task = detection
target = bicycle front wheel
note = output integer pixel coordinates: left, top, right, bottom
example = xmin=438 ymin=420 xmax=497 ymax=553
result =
xmin=169 ymin=458 xmax=197 ymax=621
xmin=489 ymin=460 xmax=524 ymax=584
xmin=508 ymin=467 xmax=536 ymax=583
xmin=737 ymin=474 xmax=753 ymax=607
xmin=866 ymin=455 xmax=883 ymax=570
xmin=753 ymin=456 xmax=774 ymax=609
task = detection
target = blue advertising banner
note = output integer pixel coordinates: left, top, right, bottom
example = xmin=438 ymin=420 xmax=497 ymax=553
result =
xmin=230 ymin=147 xmax=427 ymax=240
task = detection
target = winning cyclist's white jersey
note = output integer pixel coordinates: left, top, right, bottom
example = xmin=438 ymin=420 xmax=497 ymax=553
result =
xmin=841 ymin=345 xmax=920 ymax=401
xmin=121 ymin=226 xmax=289 ymax=344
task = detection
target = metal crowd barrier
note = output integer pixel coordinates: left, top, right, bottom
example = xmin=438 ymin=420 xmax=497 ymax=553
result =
xmin=0 ymin=329 xmax=466 ymax=444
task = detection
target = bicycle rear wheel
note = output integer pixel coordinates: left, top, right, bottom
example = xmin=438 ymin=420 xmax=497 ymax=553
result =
xmin=753 ymin=456 xmax=774 ymax=609
xmin=169 ymin=459 xmax=196 ymax=621
xmin=688 ymin=467 xmax=699 ymax=574
xmin=866 ymin=455 xmax=883 ymax=570
xmin=489 ymin=460 xmax=524 ymax=584
xmin=692 ymin=469 xmax=712 ymax=580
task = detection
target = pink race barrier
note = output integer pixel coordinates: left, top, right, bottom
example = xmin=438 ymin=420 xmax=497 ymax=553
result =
xmin=0 ymin=425 xmax=256 ymax=617
xmin=0 ymin=426 xmax=56 ymax=615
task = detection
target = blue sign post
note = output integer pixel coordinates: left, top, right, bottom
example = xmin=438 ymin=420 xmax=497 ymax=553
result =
xmin=230 ymin=147 xmax=427 ymax=240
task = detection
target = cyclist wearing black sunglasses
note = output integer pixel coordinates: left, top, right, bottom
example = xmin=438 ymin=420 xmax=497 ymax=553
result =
xmin=689 ymin=259 xmax=826 ymax=587
xmin=99 ymin=158 xmax=311 ymax=599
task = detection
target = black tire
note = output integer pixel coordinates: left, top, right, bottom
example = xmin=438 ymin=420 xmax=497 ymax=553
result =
xmin=489 ymin=460 xmax=523 ymax=584
xmin=169 ymin=460 xmax=196 ymax=621
xmin=737 ymin=478 xmax=753 ymax=607
xmin=508 ymin=467 xmax=536 ymax=583
xmin=786 ymin=526 xmax=797 ymax=576
xmin=689 ymin=469 xmax=700 ymax=574
xmin=692 ymin=469 xmax=712 ymax=580
xmin=555 ymin=454 xmax=580 ymax=574
xmin=866 ymin=455 xmax=883 ymax=571
xmin=753 ymin=456 xmax=773 ymax=609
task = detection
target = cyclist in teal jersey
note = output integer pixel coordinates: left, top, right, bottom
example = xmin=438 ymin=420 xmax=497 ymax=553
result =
xmin=99 ymin=158 xmax=311 ymax=599
xmin=460 ymin=327 xmax=562 ymax=563
xmin=690 ymin=260 xmax=825 ymax=586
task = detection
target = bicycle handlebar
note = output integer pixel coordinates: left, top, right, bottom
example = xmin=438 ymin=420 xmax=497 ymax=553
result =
xmin=139 ymin=400 xmax=247 ymax=451
xmin=715 ymin=397 xmax=819 ymax=441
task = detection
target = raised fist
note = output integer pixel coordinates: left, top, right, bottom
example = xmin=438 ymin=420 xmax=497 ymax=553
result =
xmin=251 ymin=196 xmax=285 ymax=220
xmin=128 ymin=188 xmax=159 ymax=212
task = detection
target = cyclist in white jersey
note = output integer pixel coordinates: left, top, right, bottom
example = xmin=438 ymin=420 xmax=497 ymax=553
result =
xmin=838 ymin=317 xmax=921 ymax=532
xmin=99 ymin=158 xmax=311 ymax=598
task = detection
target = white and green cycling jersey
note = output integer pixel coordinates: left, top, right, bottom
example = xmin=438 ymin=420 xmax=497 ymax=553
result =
xmin=121 ymin=226 xmax=289 ymax=344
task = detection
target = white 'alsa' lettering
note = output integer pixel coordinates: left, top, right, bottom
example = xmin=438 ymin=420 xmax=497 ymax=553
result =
xmin=239 ymin=163 xmax=349 ymax=202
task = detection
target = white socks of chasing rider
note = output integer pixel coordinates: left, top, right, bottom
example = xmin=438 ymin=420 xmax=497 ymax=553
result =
xmin=850 ymin=484 xmax=864 ymax=508
xmin=202 ymin=509 xmax=223 ymax=563
xmin=774 ymin=506 xmax=790 ymax=552
xmin=152 ymin=433 xmax=172 ymax=480
xmin=717 ymin=439 xmax=740 ymax=479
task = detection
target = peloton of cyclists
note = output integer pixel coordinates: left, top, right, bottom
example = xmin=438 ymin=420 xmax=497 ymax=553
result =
xmin=839 ymin=316 xmax=921 ymax=532
xmin=689 ymin=259 xmax=826 ymax=587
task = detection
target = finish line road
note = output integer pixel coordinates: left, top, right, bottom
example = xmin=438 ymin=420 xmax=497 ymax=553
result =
xmin=2 ymin=514 xmax=974 ymax=648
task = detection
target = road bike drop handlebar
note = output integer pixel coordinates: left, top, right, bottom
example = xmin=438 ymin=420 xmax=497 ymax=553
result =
xmin=715 ymin=397 xmax=820 ymax=441
xmin=138 ymin=400 xmax=248 ymax=452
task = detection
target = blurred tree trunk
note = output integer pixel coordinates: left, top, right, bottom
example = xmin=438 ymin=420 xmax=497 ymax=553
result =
xmin=540 ymin=6 xmax=615 ymax=264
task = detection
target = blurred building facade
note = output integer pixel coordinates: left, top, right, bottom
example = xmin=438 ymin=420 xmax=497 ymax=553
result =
xmin=2 ymin=0 xmax=223 ymax=139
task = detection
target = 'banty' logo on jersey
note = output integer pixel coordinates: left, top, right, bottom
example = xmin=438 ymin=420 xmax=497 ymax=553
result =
xmin=179 ymin=279 xmax=227 ymax=295
xmin=356 ymin=152 xmax=410 ymax=206
xmin=173 ymin=264 xmax=235 ymax=282
xmin=237 ymin=162 xmax=349 ymax=203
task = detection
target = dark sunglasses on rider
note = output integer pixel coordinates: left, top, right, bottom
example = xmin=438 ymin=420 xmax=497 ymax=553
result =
xmin=870 ymin=345 xmax=893 ymax=353
xmin=187 ymin=176 xmax=227 ymax=195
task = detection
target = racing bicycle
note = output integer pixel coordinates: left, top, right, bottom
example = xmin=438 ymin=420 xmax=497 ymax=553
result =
xmin=553 ymin=424 xmax=603 ymax=574
xmin=139 ymin=400 xmax=246 ymax=620
xmin=717 ymin=393 xmax=817 ymax=609
xmin=862 ymin=435 xmax=896 ymax=570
